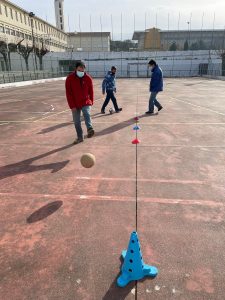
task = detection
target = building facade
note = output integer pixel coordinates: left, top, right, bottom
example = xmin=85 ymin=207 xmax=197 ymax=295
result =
xmin=67 ymin=32 xmax=111 ymax=52
xmin=0 ymin=0 xmax=68 ymax=52
xmin=133 ymin=28 xmax=225 ymax=51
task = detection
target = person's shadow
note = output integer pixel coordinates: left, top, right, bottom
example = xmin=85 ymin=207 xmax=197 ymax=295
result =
xmin=0 ymin=143 xmax=74 ymax=181
xmin=37 ymin=122 xmax=72 ymax=134
xmin=96 ymin=113 xmax=158 ymax=137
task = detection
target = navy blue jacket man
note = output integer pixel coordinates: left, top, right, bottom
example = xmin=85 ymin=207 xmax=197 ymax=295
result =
xmin=146 ymin=60 xmax=163 ymax=114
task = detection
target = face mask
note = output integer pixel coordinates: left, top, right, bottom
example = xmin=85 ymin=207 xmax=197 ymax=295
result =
xmin=77 ymin=71 xmax=85 ymax=78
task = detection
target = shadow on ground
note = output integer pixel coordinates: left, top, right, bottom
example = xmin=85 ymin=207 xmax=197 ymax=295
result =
xmin=0 ymin=144 xmax=74 ymax=180
xmin=27 ymin=201 xmax=63 ymax=223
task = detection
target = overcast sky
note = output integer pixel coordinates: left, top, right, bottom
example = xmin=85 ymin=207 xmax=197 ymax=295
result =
xmin=11 ymin=0 xmax=225 ymax=39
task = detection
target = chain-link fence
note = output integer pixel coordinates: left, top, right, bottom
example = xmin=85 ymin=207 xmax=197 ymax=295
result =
xmin=1 ymin=11 xmax=225 ymax=83
xmin=0 ymin=49 xmax=224 ymax=84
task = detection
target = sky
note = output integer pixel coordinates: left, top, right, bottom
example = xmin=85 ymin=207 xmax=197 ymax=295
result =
xmin=10 ymin=0 xmax=225 ymax=40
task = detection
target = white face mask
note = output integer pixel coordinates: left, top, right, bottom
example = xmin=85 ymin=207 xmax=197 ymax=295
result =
xmin=77 ymin=71 xmax=85 ymax=78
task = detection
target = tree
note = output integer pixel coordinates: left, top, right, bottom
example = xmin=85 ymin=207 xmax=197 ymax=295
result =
xmin=17 ymin=41 xmax=33 ymax=71
xmin=216 ymin=50 xmax=225 ymax=76
xmin=199 ymin=40 xmax=207 ymax=50
xmin=7 ymin=43 xmax=17 ymax=70
xmin=184 ymin=40 xmax=189 ymax=51
xmin=222 ymin=52 xmax=225 ymax=76
xmin=110 ymin=40 xmax=138 ymax=51
xmin=190 ymin=42 xmax=199 ymax=50
xmin=169 ymin=42 xmax=177 ymax=51
xmin=0 ymin=41 xmax=10 ymax=71
xmin=34 ymin=39 xmax=49 ymax=70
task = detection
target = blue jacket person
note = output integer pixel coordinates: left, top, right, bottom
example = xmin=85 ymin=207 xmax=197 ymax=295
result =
xmin=146 ymin=60 xmax=163 ymax=114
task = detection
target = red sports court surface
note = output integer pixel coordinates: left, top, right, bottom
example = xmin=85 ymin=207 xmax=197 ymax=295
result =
xmin=0 ymin=78 xmax=225 ymax=300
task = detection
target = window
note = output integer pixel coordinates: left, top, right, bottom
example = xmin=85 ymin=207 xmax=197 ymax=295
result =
xmin=60 ymin=17 xmax=62 ymax=23
xmin=25 ymin=34 xmax=28 ymax=39
xmin=35 ymin=21 xmax=37 ymax=29
xmin=10 ymin=8 xmax=13 ymax=19
xmin=16 ymin=31 xmax=20 ymax=37
xmin=61 ymin=25 xmax=63 ymax=30
xmin=0 ymin=4 xmax=2 ymax=15
xmin=28 ymin=18 xmax=30 ymax=26
xmin=24 ymin=15 xmax=27 ymax=25
xmin=0 ymin=26 xmax=5 ymax=33
xmin=5 ymin=6 xmax=8 ymax=17
xmin=20 ymin=13 xmax=23 ymax=23
xmin=5 ymin=27 xmax=10 ymax=34
xmin=59 ymin=3 xmax=61 ymax=8
xmin=11 ymin=30 xmax=15 ymax=36
xmin=15 ymin=11 xmax=18 ymax=21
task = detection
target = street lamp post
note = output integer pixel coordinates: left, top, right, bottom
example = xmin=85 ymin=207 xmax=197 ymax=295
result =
xmin=187 ymin=22 xmax=191 ymax=46
xmin=29 ymin=12 xmax=38 ymax=70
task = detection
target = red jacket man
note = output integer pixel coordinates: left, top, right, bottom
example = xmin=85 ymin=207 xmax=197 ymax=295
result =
xmin=65 ymin=61 xmax=94 ymax=144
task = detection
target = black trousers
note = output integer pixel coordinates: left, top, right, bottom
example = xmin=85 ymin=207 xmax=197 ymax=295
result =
xmin=101 ymin=90 xmax=119 ymax=111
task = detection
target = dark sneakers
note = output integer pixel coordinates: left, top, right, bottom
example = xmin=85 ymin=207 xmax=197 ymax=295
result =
xmin=116 ymin=108 xmax=122 ymax=113
xmin=145 ymin=111 xmax=154 ymax=114
xmin=87 ymin=128 xmax=95 ymax=138
xmin=158 ymin=106 xmax=163 ymax=112
xmin=73 ymin=138 xmax=84 ymax=145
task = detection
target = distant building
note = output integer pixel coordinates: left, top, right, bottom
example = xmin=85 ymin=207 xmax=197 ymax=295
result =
xmin=133 ymin=28 xmax=225 ymax=51
xmin=54 ymin=0 xmax=65 ymax=31
xmin=67 ymin=32 xmax=111 ymax=52
xmin=0 ymin=0 xmax=68 ymax=52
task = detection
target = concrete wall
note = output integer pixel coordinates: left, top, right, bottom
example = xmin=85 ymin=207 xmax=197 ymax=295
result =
xmin=43 ymin=50 xmax=222 ymax=77
xmin=0 ymin=50 xmax=222 ymax=78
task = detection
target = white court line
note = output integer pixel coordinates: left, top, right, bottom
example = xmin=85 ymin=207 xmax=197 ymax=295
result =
xmin=0 ymin=192 xmax=224 ymax=208
xmin=75 ymin=176 xmax=206 ymax=185
xmin=0 ymin=111 xmax=55 ymax=114
xmin=25 ymin=116 xmax=36 ymax=121
xmin=170 ymin=96 xmax=225 ymax=117
xmin=33 ymin=109 xmax=69 ymax=122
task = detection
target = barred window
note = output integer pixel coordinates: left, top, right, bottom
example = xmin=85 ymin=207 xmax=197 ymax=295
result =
xmin=5 ymin=6 xmax=8 ymax=17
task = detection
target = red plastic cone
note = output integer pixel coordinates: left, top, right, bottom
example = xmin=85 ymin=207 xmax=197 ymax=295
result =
xmin=132 ymin=139 xmax=140 ymax=144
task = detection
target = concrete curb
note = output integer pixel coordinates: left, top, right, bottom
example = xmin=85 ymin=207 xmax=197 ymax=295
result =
xmin=0 ymin=77 xmax=66 ymax=89
xmin=202 ymin=75 xmax=225 ymax=81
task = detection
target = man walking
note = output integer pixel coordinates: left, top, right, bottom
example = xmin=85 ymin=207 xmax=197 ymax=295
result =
xmin=101 ymin=66 xmax=122 ymax=114
xmin=146 ymin=59 xmax=163 ymax=114
xmin=65 ymin=61 xmax=94 ymax=144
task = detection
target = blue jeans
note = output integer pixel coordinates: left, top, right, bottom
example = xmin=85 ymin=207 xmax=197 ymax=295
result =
xmin=72 ymin=106 xmax=93 ymax=139
xmin=149 ymin=92 xmax=162 ymax=112
xmin=102 ymin=90 xmax=119 ymax=111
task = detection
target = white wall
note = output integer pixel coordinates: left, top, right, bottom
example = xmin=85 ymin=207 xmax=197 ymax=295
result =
xmin=0 ymin=50 xmax=222 ymax=77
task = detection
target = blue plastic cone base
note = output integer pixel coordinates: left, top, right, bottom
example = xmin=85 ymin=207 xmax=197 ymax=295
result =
xmin=133 ymin=125 xmax=140 ymax=131
xmin=117 ymin=232 xmax=158 ymax=288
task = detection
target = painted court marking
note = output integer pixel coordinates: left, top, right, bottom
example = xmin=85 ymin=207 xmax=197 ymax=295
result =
xmin=75 ymin=176 xmax=207 ymax=185
xmin=0 ymin=192 xmax=224 ymax=208
xmin=170 ymin=96 xmax=225 ymax=117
